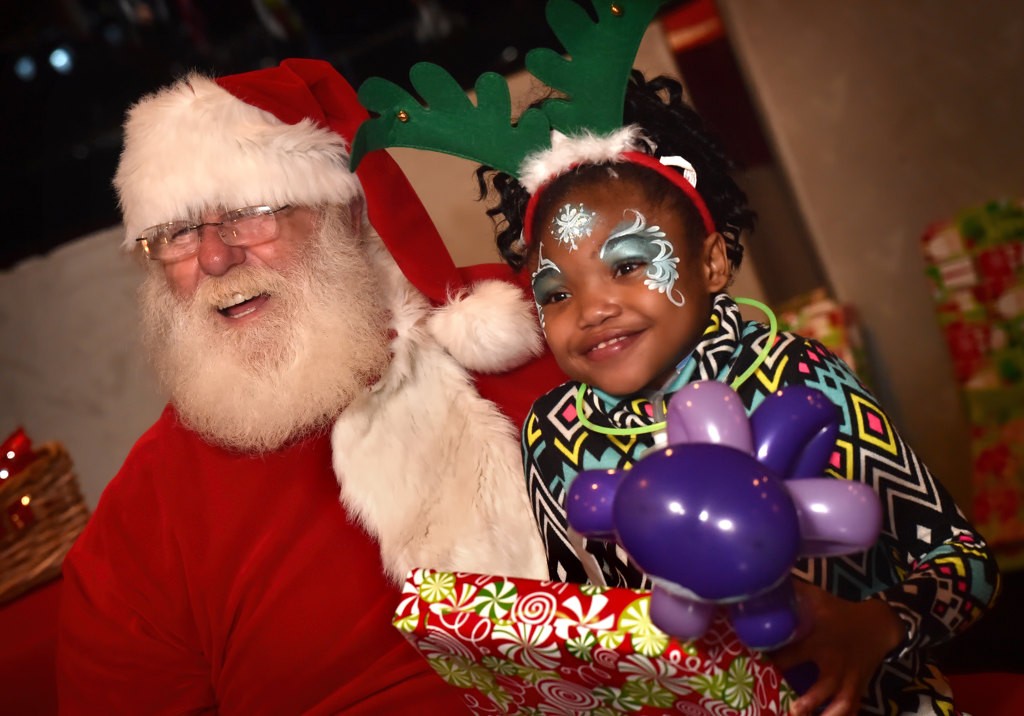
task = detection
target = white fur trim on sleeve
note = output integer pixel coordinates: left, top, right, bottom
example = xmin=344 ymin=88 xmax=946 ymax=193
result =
xmin=427 ymin=279 xmax=543 ymax=373
xmin=332 ymin=230 xmax=547 ymax=584
xmin=332 ymin=321 xmax=547 ymax=584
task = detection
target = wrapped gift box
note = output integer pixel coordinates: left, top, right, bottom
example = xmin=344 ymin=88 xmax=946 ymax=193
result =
xmin=921 ymin=200 xmax=1024 ymax=391
xmin=776 ymin=288 xmax=871 ymax=387
xmin=920 ymin=199 xmax=1024 ymax=566
xmin=395 ymin=568 xmax=795 ymax=715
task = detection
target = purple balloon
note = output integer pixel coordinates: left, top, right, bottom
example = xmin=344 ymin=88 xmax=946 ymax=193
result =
xmin=564 ymin=380 xmax=884 ymax=651
xmin=611 ymin=444 xmax=801 ymax=601
xmin=666 ymin=381 xmax=753 ymax=453
xmin=748 ymin=385 xmax=839 ymax=478
xmin=727 ymin=578 xmax=798 ymax=650
xmin=650 ymin=586 xmax=715 ymax=640
xmin=786 ymin=478 xmax=883 ymax=556
xmin=566 ymin=469 xmax=619 ymax=539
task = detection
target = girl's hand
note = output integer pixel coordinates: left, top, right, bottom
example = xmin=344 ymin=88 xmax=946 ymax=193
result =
xmin=770 ymin=580 xmax=905 ymax=716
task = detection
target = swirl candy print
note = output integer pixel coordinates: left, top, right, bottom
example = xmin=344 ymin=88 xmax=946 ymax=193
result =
xmin=394 ymin=568 xmax=796 ymax=714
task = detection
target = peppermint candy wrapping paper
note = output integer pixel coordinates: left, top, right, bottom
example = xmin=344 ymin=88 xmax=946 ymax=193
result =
xmin=395 ymin=569 xmax=795 ymax=715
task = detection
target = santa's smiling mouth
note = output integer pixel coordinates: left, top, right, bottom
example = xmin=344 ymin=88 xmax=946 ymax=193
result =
xmin=217 ymin=292 xmax=269 ymax=318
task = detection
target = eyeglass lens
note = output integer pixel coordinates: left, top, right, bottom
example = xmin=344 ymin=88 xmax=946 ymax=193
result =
xmin=142 ymin=206 xmax=285 ymax=261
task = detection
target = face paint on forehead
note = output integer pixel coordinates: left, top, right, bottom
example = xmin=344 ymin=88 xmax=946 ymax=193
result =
xmin=606 ymin=208 xmax=665 ymax=243
xmin=551 ymin=202 xmax=597 ymax=251
xmin=600 ymin=209 xmax=687 ymax=308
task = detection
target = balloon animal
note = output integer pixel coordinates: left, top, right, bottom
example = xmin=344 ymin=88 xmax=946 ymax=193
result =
xmin=566 ymin=380 xmax=882 ymax=650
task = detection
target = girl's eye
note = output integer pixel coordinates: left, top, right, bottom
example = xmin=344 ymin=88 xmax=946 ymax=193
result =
xmin=613 ymin=260 xmax=646 ymax=278
xmin=542 ymin=290 xmax=570 ymax=306
xmin=532 ymin=266 xmax=568 ymax=307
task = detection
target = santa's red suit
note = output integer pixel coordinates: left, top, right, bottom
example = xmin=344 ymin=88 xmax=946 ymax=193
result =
xmin=58 ymin=59 xmax=564 ymax=714
xmin=62 ymin=407 xmax=467 ymax=714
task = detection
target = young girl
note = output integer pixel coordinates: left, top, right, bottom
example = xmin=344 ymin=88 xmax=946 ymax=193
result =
xmin=477 ymin=71 xmax=1000 ymax=716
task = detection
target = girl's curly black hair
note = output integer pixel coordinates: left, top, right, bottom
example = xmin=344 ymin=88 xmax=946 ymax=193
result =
xmin=475 ymin=70 xmax=756 ymax=272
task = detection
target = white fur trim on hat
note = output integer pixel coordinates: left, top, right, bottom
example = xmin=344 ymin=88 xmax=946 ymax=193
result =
xmin=427 ymin=280 xmax=543 ymax=373
xmin=114 ymin=73 xmax=361 ymax=247
xmin=518 ymin=125 xmax=648 ymax=194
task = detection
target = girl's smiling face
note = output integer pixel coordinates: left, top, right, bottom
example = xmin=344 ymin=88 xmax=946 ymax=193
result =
xmin=531 ymin=175 xmax=729 ymax=396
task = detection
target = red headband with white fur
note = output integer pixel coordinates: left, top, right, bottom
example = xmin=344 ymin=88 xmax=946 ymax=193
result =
xmin=519 ymin=127 xmax=716 ymax=247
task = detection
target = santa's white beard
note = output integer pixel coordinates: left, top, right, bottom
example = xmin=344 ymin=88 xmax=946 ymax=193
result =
xmin=139 ymin=211 xmax=391 ymax=453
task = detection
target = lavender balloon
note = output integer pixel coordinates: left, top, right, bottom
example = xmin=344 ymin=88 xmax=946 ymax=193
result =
xmin=566 ymin=381 xmax=882 ymax=651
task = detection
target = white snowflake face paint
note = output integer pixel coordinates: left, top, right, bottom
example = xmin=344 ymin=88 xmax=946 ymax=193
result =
xmin=531 ymin=244 xmax=562 ymax=330
xmin=551 ymin=202 xmax=597 ymax=251
xmin=601 ymin=209 xmax=686 ymax=307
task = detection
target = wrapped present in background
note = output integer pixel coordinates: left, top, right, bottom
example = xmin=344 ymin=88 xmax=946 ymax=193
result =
xmin=395 ymin=568 xmax=795 ymax=715
xmin=921 ymin=200 xmax=1024 ymax=390
xmin=776 ymin=288 xmax=871 ymax=386
xmin=920 ymin=199 xmax=1024 ymax=567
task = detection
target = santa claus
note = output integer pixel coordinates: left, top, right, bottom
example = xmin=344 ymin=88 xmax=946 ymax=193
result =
xmin=58 ymin=58 xmax=560 ymax=714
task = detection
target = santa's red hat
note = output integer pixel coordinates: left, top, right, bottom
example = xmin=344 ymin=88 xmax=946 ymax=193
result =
xmin=114 ymin=58 xmax=464 ymax=306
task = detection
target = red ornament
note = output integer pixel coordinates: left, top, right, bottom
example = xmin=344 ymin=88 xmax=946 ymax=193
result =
xmin=0 ymin=427 xmax=39 ymax=482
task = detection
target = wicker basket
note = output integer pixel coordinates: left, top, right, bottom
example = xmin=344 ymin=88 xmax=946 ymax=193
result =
xmin=0 ymin=442 xmax=91 ymax=605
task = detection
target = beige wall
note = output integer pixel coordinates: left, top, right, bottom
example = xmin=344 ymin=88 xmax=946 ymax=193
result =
xmin=717 ymin=1 xmax=1024 ymax=507
xmin=0 ymin=228 xmax=165 ymax=508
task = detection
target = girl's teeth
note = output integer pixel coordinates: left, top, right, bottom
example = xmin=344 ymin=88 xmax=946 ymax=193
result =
xmin=595 ymin=336 xmax=625 ymax=350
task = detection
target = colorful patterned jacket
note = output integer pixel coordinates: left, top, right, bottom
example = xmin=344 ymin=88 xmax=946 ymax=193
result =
xmin=522 ymin=293 xmax=1000 ymax=715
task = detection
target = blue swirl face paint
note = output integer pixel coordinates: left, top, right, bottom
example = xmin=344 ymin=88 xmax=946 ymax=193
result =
xmin=601 ymin=210 xmax=686 ymax=307
xmin=531 ymin=246 xmax=562 ymax=329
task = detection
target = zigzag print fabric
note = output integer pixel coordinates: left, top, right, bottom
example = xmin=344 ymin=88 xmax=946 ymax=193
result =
xmin=521 ymin=293 xmax=999 ymax=714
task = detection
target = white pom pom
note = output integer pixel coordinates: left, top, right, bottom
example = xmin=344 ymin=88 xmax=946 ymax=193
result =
xmin=427 ymin=280 xmax=543 ymax=373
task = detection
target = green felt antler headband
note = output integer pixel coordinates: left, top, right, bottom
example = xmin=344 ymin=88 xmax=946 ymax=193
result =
xmin=349 ymin=0 xmax=669 ymax=177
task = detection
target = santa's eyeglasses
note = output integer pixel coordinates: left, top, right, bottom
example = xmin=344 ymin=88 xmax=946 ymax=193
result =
xmin=135 ymin=205 xmax=292 ymax=262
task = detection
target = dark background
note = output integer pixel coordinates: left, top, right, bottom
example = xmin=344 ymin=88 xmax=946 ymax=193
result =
xmin=3 ymin=0 xmax=695 ymax=271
